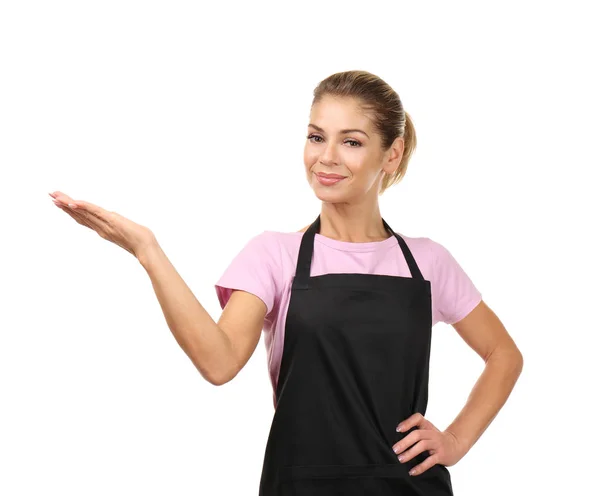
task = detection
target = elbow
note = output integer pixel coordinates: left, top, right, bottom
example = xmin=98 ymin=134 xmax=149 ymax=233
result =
xmin=503 ymin=346 xmax=524 ymax=378
xmin=510 ymin=340 xmax=524 ymax=372
xmin=190 ymin=336 xmax=241 ymax=386
xmin=201 ymin=363 xmax=239 ymax=387
xmin=206 ymin=374 xmax=233 ymax=387
xmin=200 ymin=368 xmax=229 ymax=386
xmin=515 ymin=348 xmax=524 ymax=375
xmin=487 ymin=343 xmax=524 ymax=377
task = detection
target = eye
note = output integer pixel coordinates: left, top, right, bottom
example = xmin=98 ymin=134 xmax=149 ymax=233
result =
xmin=307 ymin=134 xmax=361 ymax=147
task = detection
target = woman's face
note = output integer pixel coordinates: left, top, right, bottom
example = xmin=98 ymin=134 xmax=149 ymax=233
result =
xmin=304 ymin=95 xmax=403 ymax=204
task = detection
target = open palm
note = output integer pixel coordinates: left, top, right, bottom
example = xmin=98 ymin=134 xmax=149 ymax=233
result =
xmin=49 ymin=191 xmax=156 ymax=258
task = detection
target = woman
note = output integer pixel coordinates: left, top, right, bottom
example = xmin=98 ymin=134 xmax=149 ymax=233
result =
xmin=50 ymin=70 xmax=523 ymax=495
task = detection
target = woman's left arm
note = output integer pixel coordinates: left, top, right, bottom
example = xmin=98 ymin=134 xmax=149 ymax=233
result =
xmin=393 ymin=299 xmax=523 ymax=475
xmin=444 ymin=299 xmax=523 ymax=454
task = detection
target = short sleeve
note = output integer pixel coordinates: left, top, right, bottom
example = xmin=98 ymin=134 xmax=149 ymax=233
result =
xmin=430 ymin=239 xmax=482 ymax=325
xmin=214 ymin=231 xmax=281 ymax=318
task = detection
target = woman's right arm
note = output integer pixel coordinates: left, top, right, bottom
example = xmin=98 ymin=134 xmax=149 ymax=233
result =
xmin=138 ymin=241 xmax=266 ymax=386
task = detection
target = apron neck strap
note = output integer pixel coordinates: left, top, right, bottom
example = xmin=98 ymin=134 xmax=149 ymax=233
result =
xmin=294 ymin=214 xmax=424 ymax=288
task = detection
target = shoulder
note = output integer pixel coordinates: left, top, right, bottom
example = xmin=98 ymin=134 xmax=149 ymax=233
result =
xmin=394 ymin=233 xmax=439 ymax=263
xmin=397 ymin=234 xmax=453 ymax=262
xmin=247 ymin=230 xmax=281 ymax=251
xmin=421 ymin=236 xmax=466 ymax=271
xmin=218 ymin=230 xmax=283 ymax=275
xmin=233 ymin=230 xmax=282 ymax=258
xmin=393 ymin=234 xmax=459 ymax=285
xmin=418 ymin=236 xmax=482 ymax=325
xmin=215 ymin=231 xmax=283 ymax=316
xmin=262 ymin=229 xmax=304 ymax=250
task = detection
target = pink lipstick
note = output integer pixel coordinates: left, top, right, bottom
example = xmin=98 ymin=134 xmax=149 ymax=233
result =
xmin=315 ymin=172 xmax=346 ymax=186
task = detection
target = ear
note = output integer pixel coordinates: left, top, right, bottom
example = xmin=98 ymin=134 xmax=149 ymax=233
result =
xmin=383 ymin=137 xmax=405 ymax=175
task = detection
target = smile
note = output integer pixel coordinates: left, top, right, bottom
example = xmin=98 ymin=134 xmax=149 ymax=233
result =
xmin=315 ymin=173 xmax=346 ymax=186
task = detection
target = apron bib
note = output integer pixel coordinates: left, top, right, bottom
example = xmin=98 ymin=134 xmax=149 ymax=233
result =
xmin=258 ymin=215 xmax=453 ymax=495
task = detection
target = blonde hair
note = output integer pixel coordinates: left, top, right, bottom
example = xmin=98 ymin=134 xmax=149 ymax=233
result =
xmin=311 ymin=70 xmax=416 ymax=195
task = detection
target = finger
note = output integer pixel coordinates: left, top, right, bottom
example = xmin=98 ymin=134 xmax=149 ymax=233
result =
xmin=393 ymin=429 xmax=430 ymax=456
xmin=51 ymin=191 xmax=76 ymax=205
xmin=55 ymin=203 xmax=94 ymax=230
xmin=70 ymin=202 xmax=116 ymax=235
xmin=53 ymin=198 xmax=93 ymax=225
xmin=60 ymin=203 xmax=114 ymax=241
xmin=397 ymin=412 xmax=426 ymax=432
xmin=408 ymin=454 xmax=440 ymax=477
xmin=397 ymin=439 xmax=433 ymax=464
xmin=51 ymin=197 xmax=69 ymax=209
xmin=54 ymin=199 xmax=109 ymax=230
xmin=70 ymin=199 xmax=110 ymax=220
xmin=50 ymin=194 xmax=111 ymax=225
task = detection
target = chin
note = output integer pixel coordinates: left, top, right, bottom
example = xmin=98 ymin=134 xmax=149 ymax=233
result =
xmin=312 ymin=188 xmax=348 ymax=204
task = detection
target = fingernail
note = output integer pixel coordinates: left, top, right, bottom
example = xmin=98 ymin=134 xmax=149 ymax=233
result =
xmin=396 ymin=425 xmax=403 ymax=432
xmin=68 ymin=203 xmax=77 ymax=209
xmin=409 ymin=469 xmax=415 ymax=476
xmin=398 ymin=455 xmax=404 ymax=462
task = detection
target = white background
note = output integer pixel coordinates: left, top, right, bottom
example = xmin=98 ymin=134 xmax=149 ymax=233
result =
xmin=1 ymin=1 xmax=598 ymax=494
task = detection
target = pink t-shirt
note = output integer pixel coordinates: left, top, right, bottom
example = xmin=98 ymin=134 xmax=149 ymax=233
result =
xmin=215 ymin=230 xmax=482 ymax=407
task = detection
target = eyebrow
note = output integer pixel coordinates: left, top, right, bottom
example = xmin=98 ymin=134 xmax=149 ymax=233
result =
xmin=308 ymin=123 xmax=370 ymax=138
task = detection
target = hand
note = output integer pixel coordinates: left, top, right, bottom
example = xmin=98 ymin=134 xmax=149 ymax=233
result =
xmin=49 ymin=191 xmax=157 ymax=259
xmin=392 ymin=413 xmax=466 ymax=476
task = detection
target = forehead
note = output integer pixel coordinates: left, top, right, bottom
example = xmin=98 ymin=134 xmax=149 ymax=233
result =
xmin=309 ymin=96 xmax=372 ymax=130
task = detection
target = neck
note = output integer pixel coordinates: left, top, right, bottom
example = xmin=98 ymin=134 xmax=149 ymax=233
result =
xmin=318 ymin=203 xmax=391 ymax=243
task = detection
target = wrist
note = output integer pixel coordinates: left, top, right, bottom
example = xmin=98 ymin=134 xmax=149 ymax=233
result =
xmin=444 ymin=428 xmax=472 ymax=457
xmin=137 ymin=237 xmax=162 ymax=268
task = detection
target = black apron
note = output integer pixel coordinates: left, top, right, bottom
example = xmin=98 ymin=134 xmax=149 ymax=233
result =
xmin=258 ymin=214 xmax=453 ymax=495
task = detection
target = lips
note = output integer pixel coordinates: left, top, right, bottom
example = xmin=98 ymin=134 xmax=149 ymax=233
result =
xmin=316 ymin=172 xmax=346 ymax=179
xmin=315 ymin=172 xmax=346 ymax=186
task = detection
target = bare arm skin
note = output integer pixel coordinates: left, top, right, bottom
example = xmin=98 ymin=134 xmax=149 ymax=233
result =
xmin=299 ymin=221 xmax=522 ymax=452
xmin=444 ymin=299 xmax=524 ymax=453
xmin=138 ymin=241 xmax=266 ymax=386
xmin=48 ymin=191 xmax=267 ymax=387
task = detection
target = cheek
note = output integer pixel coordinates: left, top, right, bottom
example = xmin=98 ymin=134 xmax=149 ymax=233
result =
xmin=303 ymin=147 xmax=317 ymax=168
xmin=344 ymin=163 xmax=381 ymax=189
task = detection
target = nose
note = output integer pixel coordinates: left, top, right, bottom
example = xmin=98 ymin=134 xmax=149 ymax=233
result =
xmin=319 ymin=142 xmax=340 ymax=167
